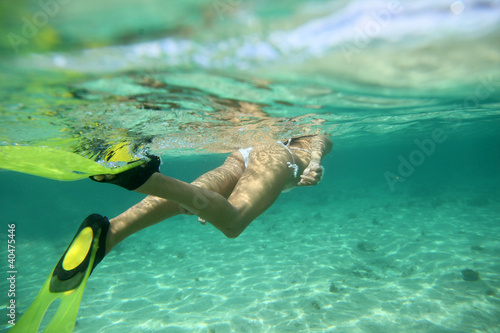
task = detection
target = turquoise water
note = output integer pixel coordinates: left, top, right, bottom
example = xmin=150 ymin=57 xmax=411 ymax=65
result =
xmin=1 ymin=0 xmax=500 ymax=332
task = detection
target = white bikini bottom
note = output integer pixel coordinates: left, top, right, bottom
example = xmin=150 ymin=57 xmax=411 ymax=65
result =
xmin=238 ymin=141 xmax=312 ymax=193
xmin=238 ymin=147 xmax=253 ymax=168
xmin=238 ymin=140 xmax=312 ymax=176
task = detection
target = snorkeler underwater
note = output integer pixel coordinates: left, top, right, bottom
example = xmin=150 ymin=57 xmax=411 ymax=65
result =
xmin=1 ymin=0 xmax=499 ymax=332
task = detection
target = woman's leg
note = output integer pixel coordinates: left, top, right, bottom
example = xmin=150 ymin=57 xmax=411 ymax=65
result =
xmin=106 ymin=153 xmax=245 ymax=253
xmin=135 ymin=143 xmax=295 ymax=238
xmin=106 ymin=197 xmax=181 ymax=254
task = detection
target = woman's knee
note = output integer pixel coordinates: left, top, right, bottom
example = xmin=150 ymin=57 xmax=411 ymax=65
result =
xmin=222 ymin=228 xmax=242 ymax=239
xmin=220 ymin=221 xmax=244 ymax=238
xmin=218 ymin=215 xmax=252 ymax=239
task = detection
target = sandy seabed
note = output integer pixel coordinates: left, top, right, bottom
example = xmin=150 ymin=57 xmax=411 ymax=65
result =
xmin=3 ymin=184 xmax=500 ymax=333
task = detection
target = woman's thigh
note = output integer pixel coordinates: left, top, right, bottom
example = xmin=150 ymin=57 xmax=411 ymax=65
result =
xmin=228 ymin=143 xmax=294 ymax=225
xmin=190 ymin=152 xmax=246 ymax=198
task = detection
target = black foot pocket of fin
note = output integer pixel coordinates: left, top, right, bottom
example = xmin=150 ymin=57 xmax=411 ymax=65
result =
xmin=9 ymin=214 xmax=109 ymax=333
xmin=90 ymin=154 xmax=161 ymax=190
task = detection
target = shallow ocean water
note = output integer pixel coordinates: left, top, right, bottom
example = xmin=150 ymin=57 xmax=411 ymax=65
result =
xmin=1 ymin=0 xmax=500 ymax=332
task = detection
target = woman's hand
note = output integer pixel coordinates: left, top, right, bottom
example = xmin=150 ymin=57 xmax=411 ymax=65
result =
xmin=298 ymin=162 xmax=324 ymax=186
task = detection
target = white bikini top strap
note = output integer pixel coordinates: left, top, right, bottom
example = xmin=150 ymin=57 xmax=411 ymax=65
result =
xmin=290 ymin=147 xmax=312 ymax=154
xmin=278 ymin=139 xmax=299 ymax=178
xmin=283 ymin=138 xmax=312 ymax=154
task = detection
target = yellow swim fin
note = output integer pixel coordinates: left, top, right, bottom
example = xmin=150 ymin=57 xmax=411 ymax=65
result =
xmin=0 ymin=145 xmax=145 ymax=181
xmin=9 ymin=214 xmax=109 ymax=333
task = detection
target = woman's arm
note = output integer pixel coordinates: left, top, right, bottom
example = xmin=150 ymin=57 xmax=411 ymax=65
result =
xmin=298 ymin=135 xmax=333 ymax=186
xmin=309 ymin=134 xmax=333 ymax=164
